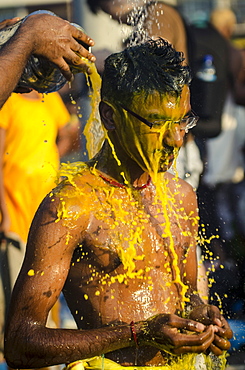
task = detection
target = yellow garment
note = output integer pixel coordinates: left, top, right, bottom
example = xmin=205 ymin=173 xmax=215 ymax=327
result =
xmin=65 ymin=355 xmax=198 ymax=370
xmin=0 ymin=92 xmax=70 ymax=242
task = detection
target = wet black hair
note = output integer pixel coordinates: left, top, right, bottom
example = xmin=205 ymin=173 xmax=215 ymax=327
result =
xmin=101 ymin=38 xmax=191 ymax=107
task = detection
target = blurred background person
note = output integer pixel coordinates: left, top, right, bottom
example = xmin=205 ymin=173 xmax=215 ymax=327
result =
xmin=86 ymin=0 xmax=189 ymax=70
xmin=191 ymin=8 xmax=245 ymax=319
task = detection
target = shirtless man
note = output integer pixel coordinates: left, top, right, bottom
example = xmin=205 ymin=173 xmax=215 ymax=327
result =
xmin=0 ymin=12 xmax=95 ymax=108
xmin=4 ymin=39 xmax=232 ymax=369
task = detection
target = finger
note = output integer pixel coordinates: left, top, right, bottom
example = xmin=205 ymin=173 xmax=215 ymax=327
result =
xmin=215 ymin=325 xmax=233 ymax=340
xmin=65 ymin=52 xmax=93 ymax=75
xmin=213 ymin=317 xmax=222 ymax=327
xmin=70 ymin=25 xmax=95 ymax=48
xmin=208 ymin=305 xmax=222 ymax=325
xmin=70 ymin=40 xmax=96 ymax=62
xmin=170 ymin=326 xmax=214 ymax=349
xmin=56 ymin=52 xmax=93 ymax=77
xmin=213 ymin=334 xmax=231 ymax=351
xmin=169 ymin=315 xmax=205 ymax=333
xmin=172 ymin=328 xmax=215 ymax=354
xmin=209 ymin=343 xmax=224 ymax=356
xmin=53 ymin=58 xmax=74 ymax=81
xmin=220 ymin=318 xmax=233 ymax=339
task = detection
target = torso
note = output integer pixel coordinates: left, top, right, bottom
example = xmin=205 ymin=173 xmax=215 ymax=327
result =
xmin=56 ymin=167 xmax=194 ymax=366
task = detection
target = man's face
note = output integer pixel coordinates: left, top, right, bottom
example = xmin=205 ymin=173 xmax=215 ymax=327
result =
xmin=114 ymin=86 xmax=191 ymax=178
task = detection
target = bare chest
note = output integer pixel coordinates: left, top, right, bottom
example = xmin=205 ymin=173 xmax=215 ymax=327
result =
xmin=81 ymin=184 xmax=187 ymax=258
xmin=69 ymin=184 xmax=191 ymax=291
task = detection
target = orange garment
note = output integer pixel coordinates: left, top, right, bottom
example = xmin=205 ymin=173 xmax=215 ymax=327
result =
xmin=0 ymin=92 xmax=70 ymax=242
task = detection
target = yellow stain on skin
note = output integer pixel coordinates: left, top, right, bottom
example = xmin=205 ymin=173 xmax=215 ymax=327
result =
xmin=55 ymin=60 xmax=227 ymax=369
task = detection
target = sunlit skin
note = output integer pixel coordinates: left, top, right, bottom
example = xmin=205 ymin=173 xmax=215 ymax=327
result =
xmin=4 ymin=86 xmax=232 ymax=369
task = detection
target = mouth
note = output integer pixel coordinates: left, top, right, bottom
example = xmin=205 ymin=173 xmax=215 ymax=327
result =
xmin=156 ymin=150 xmax=175 ymax=172
xmin=163 ymin=148 xmax=175 ymax=164
xmin=158 ymin=154 xmax=173 ymax=171
xmin=168 ymin=153 xmax=175 ymax=163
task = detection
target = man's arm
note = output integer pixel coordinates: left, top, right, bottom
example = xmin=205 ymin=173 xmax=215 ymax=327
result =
xmin=4 ymin=191 xmax=134 ymax=368
xmin=0 ymin=13 xmax=95 ymax=108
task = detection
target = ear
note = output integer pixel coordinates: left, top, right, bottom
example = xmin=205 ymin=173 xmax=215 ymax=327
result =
xmin=99 ymin=101 xmax=116 ymax=130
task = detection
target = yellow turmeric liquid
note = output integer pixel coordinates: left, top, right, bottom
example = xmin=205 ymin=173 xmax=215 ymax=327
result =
xmin=55 ymin=59 xmax=227 ymax=370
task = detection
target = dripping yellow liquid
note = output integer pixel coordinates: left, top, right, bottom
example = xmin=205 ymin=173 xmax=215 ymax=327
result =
xmin=55 ymin=58 xmax=228 ymax=370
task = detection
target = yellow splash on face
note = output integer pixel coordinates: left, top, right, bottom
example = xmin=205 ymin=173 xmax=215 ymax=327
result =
xmin=112 ymin=87 xmax=191 ymax=183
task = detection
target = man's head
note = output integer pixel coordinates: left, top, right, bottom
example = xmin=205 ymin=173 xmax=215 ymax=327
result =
xmin=101 ymin=38 xmax=191 ymax=107
xmin=99 ymin=38 xmax=193 ymax=177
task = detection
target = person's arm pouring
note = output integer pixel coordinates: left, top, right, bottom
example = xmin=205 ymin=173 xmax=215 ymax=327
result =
xmin=0 ymin=13 xmax=95 ymax=108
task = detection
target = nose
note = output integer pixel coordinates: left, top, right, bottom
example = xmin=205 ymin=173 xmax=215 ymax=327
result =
xmin=164 ymin=124 xmax=185 ymax=149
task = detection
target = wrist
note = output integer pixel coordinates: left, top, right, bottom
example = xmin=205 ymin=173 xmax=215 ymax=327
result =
xmin=131 ymin=321 xmax=150 ymax=345
xmin=15 ymin=21 xmax=36 ymax=56
xmin=130 ymin=321 xmax=139 ymax=347
xmin=186 ymin=293 xmax=204 ymax=307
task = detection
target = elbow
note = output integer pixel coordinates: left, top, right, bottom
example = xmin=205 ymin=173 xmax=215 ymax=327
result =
xmin=4 ymin=333 xmax=26 ymax=369
xmin=4 ymin=343 xmax=22 ymax=369
xmin=4 ymin=329 xmax=38 ymax=369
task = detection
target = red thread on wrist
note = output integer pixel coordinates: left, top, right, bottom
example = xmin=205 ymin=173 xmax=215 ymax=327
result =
xmin=130 ymin=321 xmax=139 ymax=347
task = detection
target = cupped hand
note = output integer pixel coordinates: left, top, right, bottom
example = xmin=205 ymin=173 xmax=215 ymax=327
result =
xmin=189 ymin=304 xmax=233 ymax=355
xmin=139 ymin=313 xmax=215 ymax=355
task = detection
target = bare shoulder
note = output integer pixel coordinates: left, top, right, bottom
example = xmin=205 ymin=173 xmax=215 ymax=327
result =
xmin=165 ymin=171 xmax=196 ymax=192
xmin=45 ymin=164 xmax=100 ymax=209
xmin=27 ymin=165 xmax=98 ymax=249
xmin=165 ymin=172 xmax=198 ymax=214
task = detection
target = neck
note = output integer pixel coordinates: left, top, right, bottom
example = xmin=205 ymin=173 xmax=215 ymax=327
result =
xmin=88 ymin=140 xmax=148 ymax=188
